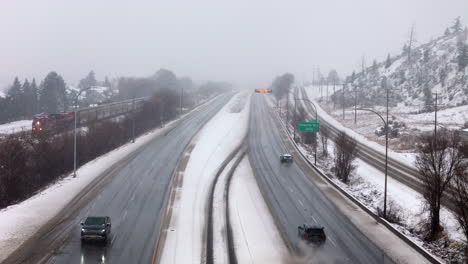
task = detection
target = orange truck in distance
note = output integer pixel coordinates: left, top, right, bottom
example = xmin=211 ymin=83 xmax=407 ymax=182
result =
xmin=255 ymin=89 xmax=272 ymax=93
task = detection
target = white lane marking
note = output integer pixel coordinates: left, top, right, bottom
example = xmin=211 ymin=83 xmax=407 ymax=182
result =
xmin=288 ymin=187 xmax=294 ymax=193
xmin=131 ymin=193 xmax=136 ymax=202
xmin=310 ymin=215 xmax=317 ymax=223
xmin=328 ymin=236 xmax=337 ymax=247
xmin=298 ymin=200 xmax=304 ymax=207
xmin=123 ymin=209 xmax=128 ymax=219
xmin=111 ymin=233 xmax=118 ymax=244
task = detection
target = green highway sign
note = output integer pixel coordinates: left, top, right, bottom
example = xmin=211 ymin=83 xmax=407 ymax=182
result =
xmin=298 ymin=120 xmax=320 ymax=132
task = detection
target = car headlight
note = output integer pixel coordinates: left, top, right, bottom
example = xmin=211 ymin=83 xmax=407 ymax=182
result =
xmin=81 ymin=228 xmax=85 ymax=232
xmin=100 ymin=229 xmax=106 ymax=233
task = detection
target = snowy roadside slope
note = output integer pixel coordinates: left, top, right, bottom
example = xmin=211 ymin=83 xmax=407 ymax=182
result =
xmin=0 ymin=98 xmax=216 ymax=262
xmin=0 ymin=120 xmax=31 ymax=134
xmin=303 ymin=86 xmax=416 ymax=167
xmin=230 ymin=157 xmax=287 ymax=263
xmin=160 ymin=92 xmax=251 ymax=264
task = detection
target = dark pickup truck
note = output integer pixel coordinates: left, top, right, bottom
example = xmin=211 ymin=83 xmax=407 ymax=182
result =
xmin=298 ymin=224 xmax=326 ymax=243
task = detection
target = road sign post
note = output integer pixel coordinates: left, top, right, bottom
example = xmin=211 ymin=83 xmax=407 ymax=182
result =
xmin=298 ymin=120 xmax=320 ymax=132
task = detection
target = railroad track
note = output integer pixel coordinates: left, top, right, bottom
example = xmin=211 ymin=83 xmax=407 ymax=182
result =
xmin=297 ymin=86 xmax=459 ymax=212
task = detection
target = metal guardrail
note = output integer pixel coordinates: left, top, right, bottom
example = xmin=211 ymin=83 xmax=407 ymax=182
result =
xmin=271 ymin=96 xmax=444 ymax=264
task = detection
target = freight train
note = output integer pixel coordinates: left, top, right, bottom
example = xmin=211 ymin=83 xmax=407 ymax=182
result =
xmin=32 ymin=112 xmax=75 ymax=131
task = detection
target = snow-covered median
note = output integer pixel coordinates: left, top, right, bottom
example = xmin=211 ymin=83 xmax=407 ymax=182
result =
xmin=230 ymin=157 xmax=287 ymax=263
xmin=161 ymin=92 xmax=252 ymax=263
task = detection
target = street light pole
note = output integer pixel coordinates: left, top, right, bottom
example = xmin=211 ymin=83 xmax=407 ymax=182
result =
xmin=73 ymin=87 xmax=93 ymax=178
xmin=357 ymin=107 xmax=388 ymax=219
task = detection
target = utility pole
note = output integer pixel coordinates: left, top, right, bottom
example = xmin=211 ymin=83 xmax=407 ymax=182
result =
xmin=342 ymin=84 xmax=345 ymax=120
xmin=73 ymin=87 xmax=93 ymax=178
xmin=354 ymin=84 xmax=357 ymax=124
xmin=326 ymin=80 xmax=329 ymax=104
xmin=132 ymin=96 xmax=135 ymax=143
xmin=179 ymin=86 xmax=184 ymax=116
xmin=384 ymin=77 xmax=389 ymax=219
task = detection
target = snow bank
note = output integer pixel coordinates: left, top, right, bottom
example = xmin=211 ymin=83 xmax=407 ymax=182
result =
xmin=161 ymin=92 xmax=250 ymax=263
xmin=230 ymin=157 xmax=287 ymax=263
xmin=0 ymin=120 xmax=31 ymax=134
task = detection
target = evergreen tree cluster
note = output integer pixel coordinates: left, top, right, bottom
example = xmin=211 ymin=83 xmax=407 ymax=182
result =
xmin=0 ymin=72 xmax=68 ymax=124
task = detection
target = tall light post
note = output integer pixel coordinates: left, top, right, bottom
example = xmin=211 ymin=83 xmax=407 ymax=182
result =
xmin=357 ymin=108 xmax=388 ymax=218
xmin=354 ymin=76 xmax=391 ymax=218
xmin=294 ymin=97 xmax=318 ymax=165
xmin=73 ymin=86 xmax=93 ymax=178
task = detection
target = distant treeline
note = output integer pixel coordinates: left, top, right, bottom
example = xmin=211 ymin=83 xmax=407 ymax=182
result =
xmin=0 ymin=68 xmax=232 ymax=125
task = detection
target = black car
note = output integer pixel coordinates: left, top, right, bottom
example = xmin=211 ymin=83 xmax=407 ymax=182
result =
xmin=280 ymin=154 xmax=293 ymax=163
xmin=298 ymin=224 xmax=326 ymax=243
xmin=81 ymin=216 xmax=111 ymax=242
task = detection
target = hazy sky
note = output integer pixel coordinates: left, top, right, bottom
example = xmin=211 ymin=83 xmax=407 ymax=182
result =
xmin=0 ymin=0 xmax=467 ymax=89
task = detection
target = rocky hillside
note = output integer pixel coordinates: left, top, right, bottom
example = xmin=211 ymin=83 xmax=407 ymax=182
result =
xmin=340 ymin=24 xmax=468 ymax=113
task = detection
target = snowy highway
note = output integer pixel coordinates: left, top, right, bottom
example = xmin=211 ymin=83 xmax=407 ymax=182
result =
xmin=249 ymin=94 xmax=393 ymax=263
xmin=2 ymin=94 xmax=232 ymax=264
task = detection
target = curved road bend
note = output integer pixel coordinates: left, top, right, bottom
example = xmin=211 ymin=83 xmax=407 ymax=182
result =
xmin=7 ymin=94 xmax=232 ymax=264
xmin=249 ymin=94 xmax=389 ymax=264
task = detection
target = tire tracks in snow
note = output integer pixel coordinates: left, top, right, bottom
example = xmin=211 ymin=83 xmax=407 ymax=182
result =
xmin=205 ymin=139 xmax=247 ymax=264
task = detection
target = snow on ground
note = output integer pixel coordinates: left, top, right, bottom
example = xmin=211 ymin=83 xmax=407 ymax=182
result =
xmin=304 ymin=84 xmax=468 ymax=154
xmin=0 ymin=101 xmax=210 ymax=263
xmin=230 ymin=157 xmax=287 ymax=264
xmin=285 ymin=100 xmax=464 ymax=262
xmin=161 ymin=92 xmax=251 ymax=264
xmin=0 ymin=120 xmax=31 ymax=134
xmin=301 ymin=86 xmax=417 ymax=168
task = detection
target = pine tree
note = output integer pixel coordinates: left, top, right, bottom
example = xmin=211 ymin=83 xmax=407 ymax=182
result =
xmin=458 ymin=44 xmax=468 ymax=72
xmin=385 ymin=54 xmax=392 ymax=69
xmin=30 ymin=79 xmax=38 ymax=115
xmin=372 ymin=59 xmax=378 ymax=72
xmin=402 ymin=43 xmax=408 ymax=54
xmin=22 ymin=79 xmax=32 ymax=116
xmin=78 ymin=70 xmax=97 ymax=90
xmin=39 ymin=72 xmax=67 ymax=113
xmin=451 ymin=17 xmax=462 ymax=33
xmin=103 ymin=76 xmax=111 ymax=88
xmin=6 ymin=77 xmax=23 ymax=119
xmin=444 ymin=28 xmax=451 ymax=36
xmin=423 ymin=49 xmax=430 ymax=64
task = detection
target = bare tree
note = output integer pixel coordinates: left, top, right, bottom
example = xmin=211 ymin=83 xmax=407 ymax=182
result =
xmin=334 ymin=131 xmax=358 ymax=183
xmin=320 ymin=125 xmax=330 ymax=157
xmin=415 ymin=131 xmax=465 ymax=239
xmin=293 ymin=106 xmax=307 ymax=142
xmin=453 ymin=157 xmax=468 ymax=251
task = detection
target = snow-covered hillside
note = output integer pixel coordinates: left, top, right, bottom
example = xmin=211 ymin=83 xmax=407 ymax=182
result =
xmin=341 ymin=28 xmax=468 ymax=112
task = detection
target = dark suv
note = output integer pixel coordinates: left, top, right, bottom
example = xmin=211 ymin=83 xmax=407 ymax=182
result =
xmin=280 ymin=154 xmax=293 ymax=163
xmin=298 ymin=224 xmax=326 ymax=243
xmin=81 ymin=216 xmax=111 ymax=242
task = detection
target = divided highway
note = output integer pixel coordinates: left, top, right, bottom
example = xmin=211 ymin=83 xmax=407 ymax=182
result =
xmin=249 ymin=94 xmax=390 ymax=263
xmin=3 ymin=94 xmax=232 ymax=264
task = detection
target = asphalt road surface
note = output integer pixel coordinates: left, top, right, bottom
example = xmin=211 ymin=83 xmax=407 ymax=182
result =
xmin=248 ymin=94 xmax=391 ymax=264
xmin=7 ymin=94 xmax=231 ymax=264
